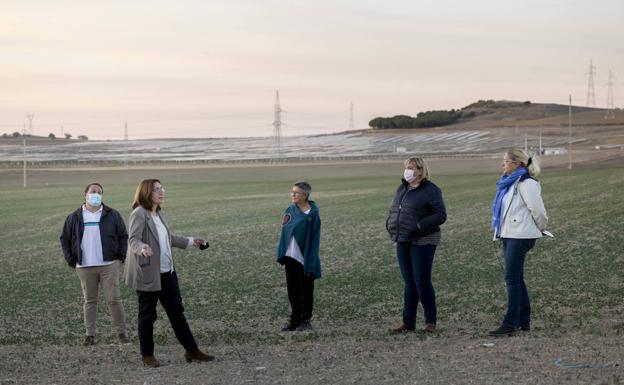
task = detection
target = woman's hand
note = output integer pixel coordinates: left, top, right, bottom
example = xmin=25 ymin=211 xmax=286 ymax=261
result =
xmin=141 ymin=244 xmax=154 ymax=257
xmin=193 ymin=238 xmax=209 ymax=250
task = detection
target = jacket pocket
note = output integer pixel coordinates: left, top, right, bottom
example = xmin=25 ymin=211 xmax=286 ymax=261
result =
xmin=138 ymin=253 xmax=151 ymax=267
xmin=136 ymin=260 xmax=154 ymax=284
xmin=398 ymin=207 xmax=421 ymax=237
xmin=107 ymin=235 xmax=119 ymax=256
xmin=386 ymin=208 xmax=399 ymax=235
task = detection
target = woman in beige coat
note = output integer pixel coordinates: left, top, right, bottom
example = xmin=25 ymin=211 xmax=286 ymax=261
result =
xmin=124 ymin=178 xmax=212 ymax=367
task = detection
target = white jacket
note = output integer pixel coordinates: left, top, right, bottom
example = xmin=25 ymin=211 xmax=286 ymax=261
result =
xmin=498 ymin=178 xmax=548 ymax=239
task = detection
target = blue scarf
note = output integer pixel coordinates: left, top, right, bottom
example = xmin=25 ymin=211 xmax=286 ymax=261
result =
xmin=491 ymin=167 xmax=528 ymax=234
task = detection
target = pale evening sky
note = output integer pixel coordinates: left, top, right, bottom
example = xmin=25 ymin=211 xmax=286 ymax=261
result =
xmin=1 ymin=0 xmax=622 ymax=139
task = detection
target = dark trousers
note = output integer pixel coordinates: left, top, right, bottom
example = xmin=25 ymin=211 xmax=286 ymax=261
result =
xmin=136 ymin=271 xmax=198 ymax=357
xmin=284 ymin=257 xmax=315 ymax=324
xmin=396 ymin=242 xmax=437 ymax=328
xmin=502 ymin=238 xmax=535 ymax=328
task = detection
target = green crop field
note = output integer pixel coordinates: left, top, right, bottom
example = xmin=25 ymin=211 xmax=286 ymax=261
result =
xmin=0 ymin=160 xmax=623 ymax=384
xmin=1 ymin=161 xmax=622 ymax=346
xmin=0 ymin=159 xmax=624 ymax=385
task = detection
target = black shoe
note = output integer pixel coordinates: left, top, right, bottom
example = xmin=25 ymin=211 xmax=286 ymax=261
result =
xmin=281 ymin=320 xmax=300 ymax=332
xmin=519 ymin=324 xmax=530 ymax=332
xmin=488 ymin=325 xmax=518 ymax=337
xmin=295 ymin=320 xmax=313 ymax=331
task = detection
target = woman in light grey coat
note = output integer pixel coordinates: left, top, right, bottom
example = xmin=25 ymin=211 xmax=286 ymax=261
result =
xmin=124 ymin=178 xmax=213 ymax=367
xmin=489 ymin=149 xmax=548 ymax=337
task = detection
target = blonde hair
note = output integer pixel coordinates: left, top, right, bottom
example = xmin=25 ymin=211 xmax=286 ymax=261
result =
xmin=404 ymin=157 xmax=430 ymax=180
xmin=506 ymin=148 xmax=541 ymax=177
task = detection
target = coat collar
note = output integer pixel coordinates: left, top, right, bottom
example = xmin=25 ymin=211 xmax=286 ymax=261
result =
xmin=73 ymin=203 xmax=111 ymax=217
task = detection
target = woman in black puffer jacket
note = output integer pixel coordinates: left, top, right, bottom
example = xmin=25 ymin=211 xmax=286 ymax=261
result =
xmin=386 ymin=157 xmax=446 ymax=333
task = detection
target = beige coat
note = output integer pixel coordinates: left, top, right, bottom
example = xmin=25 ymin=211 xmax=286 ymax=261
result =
xmin=124 ymin=206 xmax=189 ymax=291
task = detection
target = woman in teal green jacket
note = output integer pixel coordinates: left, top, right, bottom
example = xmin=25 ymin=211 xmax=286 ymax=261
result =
xmin=277 ymin=181 xmax=321 ymax=331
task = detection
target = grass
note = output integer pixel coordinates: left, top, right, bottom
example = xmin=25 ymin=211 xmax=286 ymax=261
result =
xmin=0 ymin=161 xmax=622 ymax=346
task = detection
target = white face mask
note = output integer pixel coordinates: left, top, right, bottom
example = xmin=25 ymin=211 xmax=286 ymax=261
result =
xmin=403 ymin=169 xmax=417 ymax=183
xmin=86 ymin=193 xmax=102 ymax=206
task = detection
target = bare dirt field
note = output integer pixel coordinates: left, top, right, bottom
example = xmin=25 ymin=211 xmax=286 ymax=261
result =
xmin=1 ymin=334 xmax=622 ymax=385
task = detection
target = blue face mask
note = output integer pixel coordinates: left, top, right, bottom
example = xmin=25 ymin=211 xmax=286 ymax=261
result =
xmin=87 ymin=193 xmax=102 ymax=206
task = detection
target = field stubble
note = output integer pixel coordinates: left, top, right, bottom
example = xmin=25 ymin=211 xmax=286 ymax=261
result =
xmin=0 ymin=159 xmax=622 ymax=384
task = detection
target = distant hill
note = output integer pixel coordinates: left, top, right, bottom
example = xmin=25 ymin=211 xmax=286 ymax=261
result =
xmin=369 ymin=100 xmax=624 ymax=130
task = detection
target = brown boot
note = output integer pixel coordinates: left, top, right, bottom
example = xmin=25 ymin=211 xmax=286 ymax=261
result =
xmin=83 ymin=336 xmax=95 ymax=346
xmin=142 ymin=355 xmax=160 ymax=368
xmin=184 ymin=348 xmax=215 ymax=362
xmin=424 ymin=323 xmax=437 ymax=332
xmin=390 ymin=324 xmax=415 ymax=334
xmin=117 ymin=333 xmax=129 ymax=344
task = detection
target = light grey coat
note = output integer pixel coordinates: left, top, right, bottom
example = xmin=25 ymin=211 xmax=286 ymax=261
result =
xmin=124 ymin=206 xmax=189 ymax=291
xmin=498 ymin=178 xmax=548 ymax=239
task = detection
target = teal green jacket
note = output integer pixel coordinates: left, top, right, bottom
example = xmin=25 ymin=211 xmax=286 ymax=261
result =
xmin=276 ymin=201 xmax=321 ymax=279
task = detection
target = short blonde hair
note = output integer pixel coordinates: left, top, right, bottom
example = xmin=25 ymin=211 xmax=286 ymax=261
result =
xmin=506 ymin=148 xmax=541 ymax=177
xmin=404 ymin=157 xmax=430 ymax=180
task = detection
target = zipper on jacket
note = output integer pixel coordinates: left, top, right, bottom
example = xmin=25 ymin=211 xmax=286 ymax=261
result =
xmin=499 ymin=180 xmax=520 ymax=236
xmin=394 ymin=188 xmax=412 ymax=241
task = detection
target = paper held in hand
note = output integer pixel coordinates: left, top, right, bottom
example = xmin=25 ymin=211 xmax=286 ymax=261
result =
xmin=542 ymin=230 xmax=554 ymax=238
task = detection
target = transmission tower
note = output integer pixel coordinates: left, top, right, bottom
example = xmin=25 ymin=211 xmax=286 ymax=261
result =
xmin=349 ymin=102 xmax=354 ymax=130
xmin=605 ymin=70 xmax=616 ymax=119
xmin=273 ymin=90 xmax=282 ymax=157
xmin=586 ymin=60 xmax=596 ymax=107
xmin=125 ymin=120 xmax=129 ymax=140
xmin=26 ymin=113 xmax=35 ymax=136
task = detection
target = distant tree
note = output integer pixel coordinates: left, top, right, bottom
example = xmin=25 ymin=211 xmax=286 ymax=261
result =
xmin=369 ymin=110 xmax=463 ymax=129
xmin=369 ymin=117 xmax=395 ymax=129
xmin=65 ymin=133 xmax=72 ymax=139
xmin=392 ymin=115 xmax=416 ymax=128
xmin=463 ymin=99 xmax=496 ymax=109
xmin=77 ymin=135 xmax=88 ymax=141
xmin=48 ymin=133 xmax=56 ymax=139
xmin=2 ymin=133 xmax=8 ymax=138
xmin=12 ymin=132 xmax=21 ymax=137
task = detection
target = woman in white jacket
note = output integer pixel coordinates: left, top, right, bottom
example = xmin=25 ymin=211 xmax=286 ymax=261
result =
xmin=489 ymin=148 xmax=548 ymax=337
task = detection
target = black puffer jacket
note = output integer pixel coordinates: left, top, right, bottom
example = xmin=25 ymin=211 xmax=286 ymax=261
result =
xmin=60 ymin=204 xmax=128 ymax=268
xmin=386 ymin=179 xmax=447 ymax=242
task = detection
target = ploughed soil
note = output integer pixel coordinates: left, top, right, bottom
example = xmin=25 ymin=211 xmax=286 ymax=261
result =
xmin=1 ymin=333 xmax=621 ymax=385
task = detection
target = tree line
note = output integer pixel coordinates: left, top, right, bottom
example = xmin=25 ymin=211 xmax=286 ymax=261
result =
xmin=1 ymin=132 xmax=88 ymax=140
xmin=368 ymin=109 xmax=466 ymax=129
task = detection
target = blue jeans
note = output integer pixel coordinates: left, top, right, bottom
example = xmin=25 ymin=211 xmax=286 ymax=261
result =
xmin=501 ymin=238 xmax=536 ymax=328
xmin=396 ymin=242 xmax=437 ymax=328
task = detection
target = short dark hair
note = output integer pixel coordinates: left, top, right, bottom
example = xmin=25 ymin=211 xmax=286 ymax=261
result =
xmin=84 ymin=182 xmax=103 ymax=194
xmin=293 ymin=180 xmax=312 ymax=200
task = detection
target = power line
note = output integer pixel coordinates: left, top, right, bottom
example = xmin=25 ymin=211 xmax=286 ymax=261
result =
xmin=349 ymin=102 xmax=354 ymax=130
xmin=568 ymin=95 xmax=573 ymax=170
xmin=273 ymin=90 xmax=283 ymax=158
xmin=605 ymin=69 xmax=616 ymax=119
xmin=26 ymin=113 xmax=35 ymax=135
xmin=586 ymin=60 xmax=596 ymax=107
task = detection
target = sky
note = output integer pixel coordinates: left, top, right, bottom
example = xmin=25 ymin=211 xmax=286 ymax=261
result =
xmin=1 ymin=0 xmax=622 ymax=139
